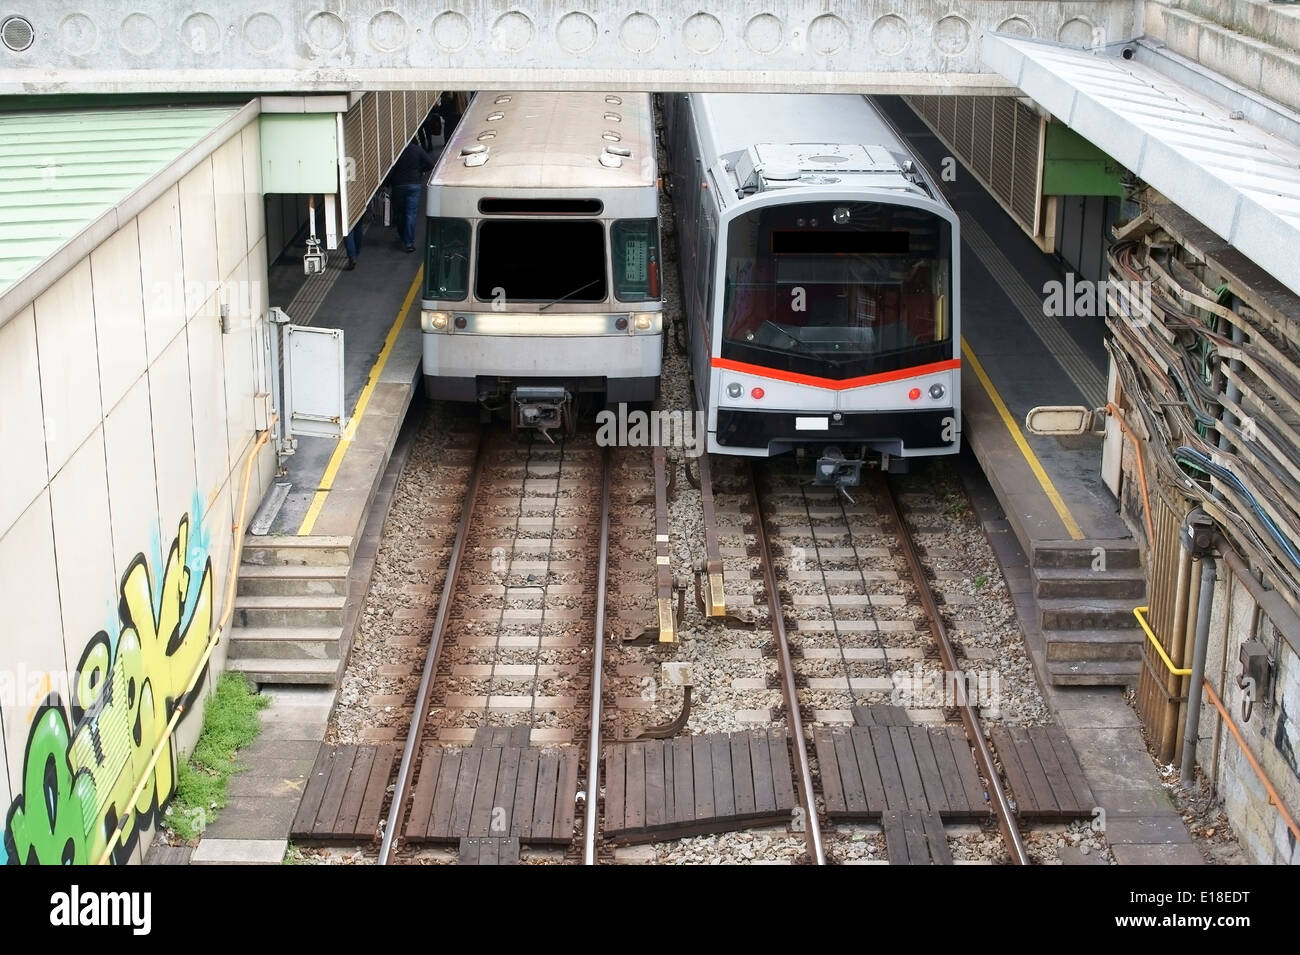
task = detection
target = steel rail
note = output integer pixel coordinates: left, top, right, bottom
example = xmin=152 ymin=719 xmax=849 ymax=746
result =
xmin=378 ymin=428 xmax=487 ymax=864
xmin=583 ymin=445 xmax=612 ymax=864
xmin=879 ymin=474 xmax=1030 ymax=865
xmin=747 ymin=461 xmax=826 ymax=865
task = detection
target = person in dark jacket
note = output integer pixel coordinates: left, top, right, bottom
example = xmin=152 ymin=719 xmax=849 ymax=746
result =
xmin=388 ymin=139 xmax=435 ymax=252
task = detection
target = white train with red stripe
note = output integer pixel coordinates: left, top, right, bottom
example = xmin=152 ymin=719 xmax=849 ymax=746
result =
xmin=664 ymin=93 xmax=960 ymax=484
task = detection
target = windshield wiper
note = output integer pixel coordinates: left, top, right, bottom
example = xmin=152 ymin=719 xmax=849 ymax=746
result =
xmin=539 ymin=279 xmax=601 ymax=312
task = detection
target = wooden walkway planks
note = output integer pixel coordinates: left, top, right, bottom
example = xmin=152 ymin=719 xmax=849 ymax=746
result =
xmin=851 ymin=705 xmax=913 ymax=727
xmin=604 ymin=730 xmax=797 ymax=842
xmin=882 ymin=810 xmax=953 ymax=865
xmin=291 ymin=744 xmax=397 ymax=841
xmin=404 ymin=744 xmax=579 ymax=844
xmin=814 ymin=725 xmax=988 ymax=819
xmin=458 ymin=836 xmax=521 ymax=865
xmin=989 ymin=725 xmax=1096 ymax=819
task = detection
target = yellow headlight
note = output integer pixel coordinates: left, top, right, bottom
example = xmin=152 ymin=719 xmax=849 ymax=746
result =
xmin=633 ymin=312 xmax=652 ymax=330
xmin=424 ymin=310 xmax=450 ymax=331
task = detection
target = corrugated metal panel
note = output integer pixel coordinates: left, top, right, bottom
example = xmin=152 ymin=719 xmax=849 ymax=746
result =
xmin=1011 ymin=101 xmax=1041 ymax=230
xmin=991 ymin=98 xmax=1016 ymax=202
xmin=0 ymin=106 xmax=237 ymax=298
xmin=338 ymin=90 xmax=439 ymax=233
xmin=955 ymin=96 xmax=974 ymax=163
xmin=972 ymin=97 xmax=993 ymax=183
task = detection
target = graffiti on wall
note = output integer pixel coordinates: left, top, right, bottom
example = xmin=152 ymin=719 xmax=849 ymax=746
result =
xmin=2 ymin=512 xmax=213 ymax=864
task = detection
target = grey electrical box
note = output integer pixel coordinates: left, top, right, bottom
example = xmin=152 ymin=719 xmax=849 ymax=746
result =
xmin=1239 ymin=641 xmax=1270 ymax=699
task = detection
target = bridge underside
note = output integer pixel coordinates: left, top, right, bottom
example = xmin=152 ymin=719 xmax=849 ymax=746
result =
xmin=0 ymin=1 xmax=1136 ymax=94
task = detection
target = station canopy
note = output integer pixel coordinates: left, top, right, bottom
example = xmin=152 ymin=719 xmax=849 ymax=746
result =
xmin=983 ymin=35 xmax=1300 ymax=298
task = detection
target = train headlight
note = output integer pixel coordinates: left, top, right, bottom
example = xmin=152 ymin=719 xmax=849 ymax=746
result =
xmin=929 ymin=383 xmax=945 ymax=400
xmin=726 ymin=382 xmax=743 ymax=398
xmin=832 ymin=206 xmax=850 ymax=225
xmin=633 ymin=312 xmax=653 ymax=331
xmin=423 ymin=310 xmax=451 ymax=332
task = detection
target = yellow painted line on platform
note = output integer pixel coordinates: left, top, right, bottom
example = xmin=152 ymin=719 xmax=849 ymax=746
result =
xmin=297 ymin=269 xmax=422 ymax=536
xmin=961 ymin=337 xmax=1085 ymax=541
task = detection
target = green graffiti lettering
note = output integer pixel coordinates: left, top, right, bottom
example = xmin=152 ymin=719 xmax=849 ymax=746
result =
xmin=4 ymin=703 xmax=92 ymax=865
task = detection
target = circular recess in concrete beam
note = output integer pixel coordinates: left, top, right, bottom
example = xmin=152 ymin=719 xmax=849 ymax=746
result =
xmin=119 ymin=12 xmax=160 ymax=56
xmin=996 ymin=16 xmax=1035 ymax=39
xmin=492 ymin=11 xmax=534 ymax=53
xmin=1058 ymin=16 xmax=1096 ymax=48
xmin=369 ymin=11 xmax=408 ymax=53
xmin=934 ymin=15 xmax=971 ymax=56
xmin=59 ymin=13 xmax=97 ymax=56
xmin=620 ymin=12 xmax=661 ymax=55
xmin=809 ymin=14 xmax=850 ymax=56
xmin=556 ymin=12 xmax=597 ymax=54
xmin=681 ymin=12 xmax=723 ymax=55
xmin=243 ymin=13 xmax=283 ymax=54
xmin=305 ymin=12 xmax=346 ymax=53
xmin=181 ymin=13 xmax=222 ymax=55
xmin=871 ymin=14 xmax=910 ymax=56
xmin=745 ymin=14 xmax=783 ymax=55
xmin=432 ymin=11 xmax=472 ymax=53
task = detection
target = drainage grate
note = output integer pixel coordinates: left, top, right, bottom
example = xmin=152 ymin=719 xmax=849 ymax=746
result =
xmin=1 ymin=16 xmax=34 ymax=52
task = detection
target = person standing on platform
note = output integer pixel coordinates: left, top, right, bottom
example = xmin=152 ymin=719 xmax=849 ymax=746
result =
xmin=387 ymin=138 xmax=435 ymax=253
xmin=343 ymin=220 xmax=363 ymax=270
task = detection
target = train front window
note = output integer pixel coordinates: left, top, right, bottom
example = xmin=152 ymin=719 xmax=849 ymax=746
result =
xmin=475 ymin=219 xmax=607 ymax=304
xmin=424 ymin=217 xmax=470 ymax=300
xmin=611 ymin=219 xmax=661 ymax=302
xmin=721 ymin=202 xmax=953 ymax=378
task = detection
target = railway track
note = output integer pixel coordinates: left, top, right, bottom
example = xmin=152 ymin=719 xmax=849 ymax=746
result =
xmin=377 ymin=430 xmax=615 ymax=864
xmin=740 ymin=458 xmax=1027 ymax=864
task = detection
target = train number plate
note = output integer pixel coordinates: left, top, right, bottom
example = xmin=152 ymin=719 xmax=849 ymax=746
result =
xmin=795 ymin=416 xmax=829 ymax=431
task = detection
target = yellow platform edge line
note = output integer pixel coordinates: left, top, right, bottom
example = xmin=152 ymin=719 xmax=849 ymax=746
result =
xmin=961 ymin=337 xmax=1085 ymax=541
xmin=297 ymin=268 xmax=423 ymax=536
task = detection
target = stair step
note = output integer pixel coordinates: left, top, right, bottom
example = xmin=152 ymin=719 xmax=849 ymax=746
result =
xmin=1040 ymin=597 xmax=1140 ymax=632
xmin=238 ymin=563 xmax=350 ymax=597
xmin=1048 ymin=660 xmax=1141 ymax=687
xmin=242 ymin=535 xmax=353 ymax=567
xmin=233 ymin=594 xmax=346 ymax=628
xmin=227 ymin=626 xmax=342 ymax=660
xmin=1034 ymin=566 xmax=1146 ymax=600
xmin=1045 ymin=629 xmax=1143 ymax=662
xmin=1032 ymin=539 xmax=1141 ymax=571
xmin=226 ymin=657 xmax=340 ymax=686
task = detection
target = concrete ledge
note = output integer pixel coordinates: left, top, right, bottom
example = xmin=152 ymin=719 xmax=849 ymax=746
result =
xmin=191 ymin=838 xmax=287 ymax=865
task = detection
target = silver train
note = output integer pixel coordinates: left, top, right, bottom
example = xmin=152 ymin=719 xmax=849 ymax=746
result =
xmin=664 ymin=93 xmax=961 ymax=487
xmin=420 ymin=91 xmax=664 ymax=436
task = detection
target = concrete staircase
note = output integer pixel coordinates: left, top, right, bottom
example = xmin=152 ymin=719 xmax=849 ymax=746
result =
xmin=1033 ymin=539 xmax=1146 ymax=686
xmin=226 ymin=536 xmax=353 ymax=686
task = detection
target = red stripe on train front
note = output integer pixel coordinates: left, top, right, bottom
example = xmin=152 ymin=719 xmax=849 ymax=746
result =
xmin=710 ymin=357 xmax=961 ymax=391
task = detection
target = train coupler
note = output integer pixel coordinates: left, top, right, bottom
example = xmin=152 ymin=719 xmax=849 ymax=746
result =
xmin=811 ymin=445 xmax=862 ymax=503
xmin=511 ymin=386 xmax=573 ymax=442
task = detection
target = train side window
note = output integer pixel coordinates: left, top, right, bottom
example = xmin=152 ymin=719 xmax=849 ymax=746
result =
xmin=425 ymin=217 xmax=470 ymax=300
xmin=612 ymin=218 xmax=661 ymax=302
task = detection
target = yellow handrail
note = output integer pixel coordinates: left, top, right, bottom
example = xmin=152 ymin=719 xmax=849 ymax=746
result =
xmin=1133 ymin=606 xmax=1192 ymax=677
xmin=95 ymin=418 xmax=276 ymax=865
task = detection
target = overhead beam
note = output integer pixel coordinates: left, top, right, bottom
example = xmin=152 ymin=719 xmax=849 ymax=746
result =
xmin=0 ymin=1 xmax=1138 ymax=94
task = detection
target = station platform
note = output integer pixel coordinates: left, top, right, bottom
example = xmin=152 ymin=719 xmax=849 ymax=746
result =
xmin=256 ymin=222 xmax=424 ymax=541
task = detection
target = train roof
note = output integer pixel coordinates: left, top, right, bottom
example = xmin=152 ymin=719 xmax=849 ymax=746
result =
xmin=432 ymin=91 xmax=655 ymax=190
xmin=687 ymin=93 xmax=947 ymax=207
xmin=696 ymin=93 xmax=912 ymax=160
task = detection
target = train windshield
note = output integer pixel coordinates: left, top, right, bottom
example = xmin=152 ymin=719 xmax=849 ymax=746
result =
xmin=475 ymin=219 xmax=607 ymax=304
xmin=721 ymin=201 xmax=953 ymax=379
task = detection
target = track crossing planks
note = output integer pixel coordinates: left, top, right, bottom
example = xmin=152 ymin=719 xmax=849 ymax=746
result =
xmin=291 ymin=744 xmax=397 ymax=841
xmin=404 ymin=744 xmax=579 ymax=844
xmin=882 ymin=810 xmax=953 ymax=864
xmin=814 ymin=725 xmax=988 ymax=819
xmin=603 ymin=730 xmax=797 ymax=842
xmin=988 ymin=725 xmax=1096 ymax=819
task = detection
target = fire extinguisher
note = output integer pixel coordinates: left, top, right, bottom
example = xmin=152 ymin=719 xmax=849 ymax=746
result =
xmin=647 ymin=245 xmax=661 ymax=299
